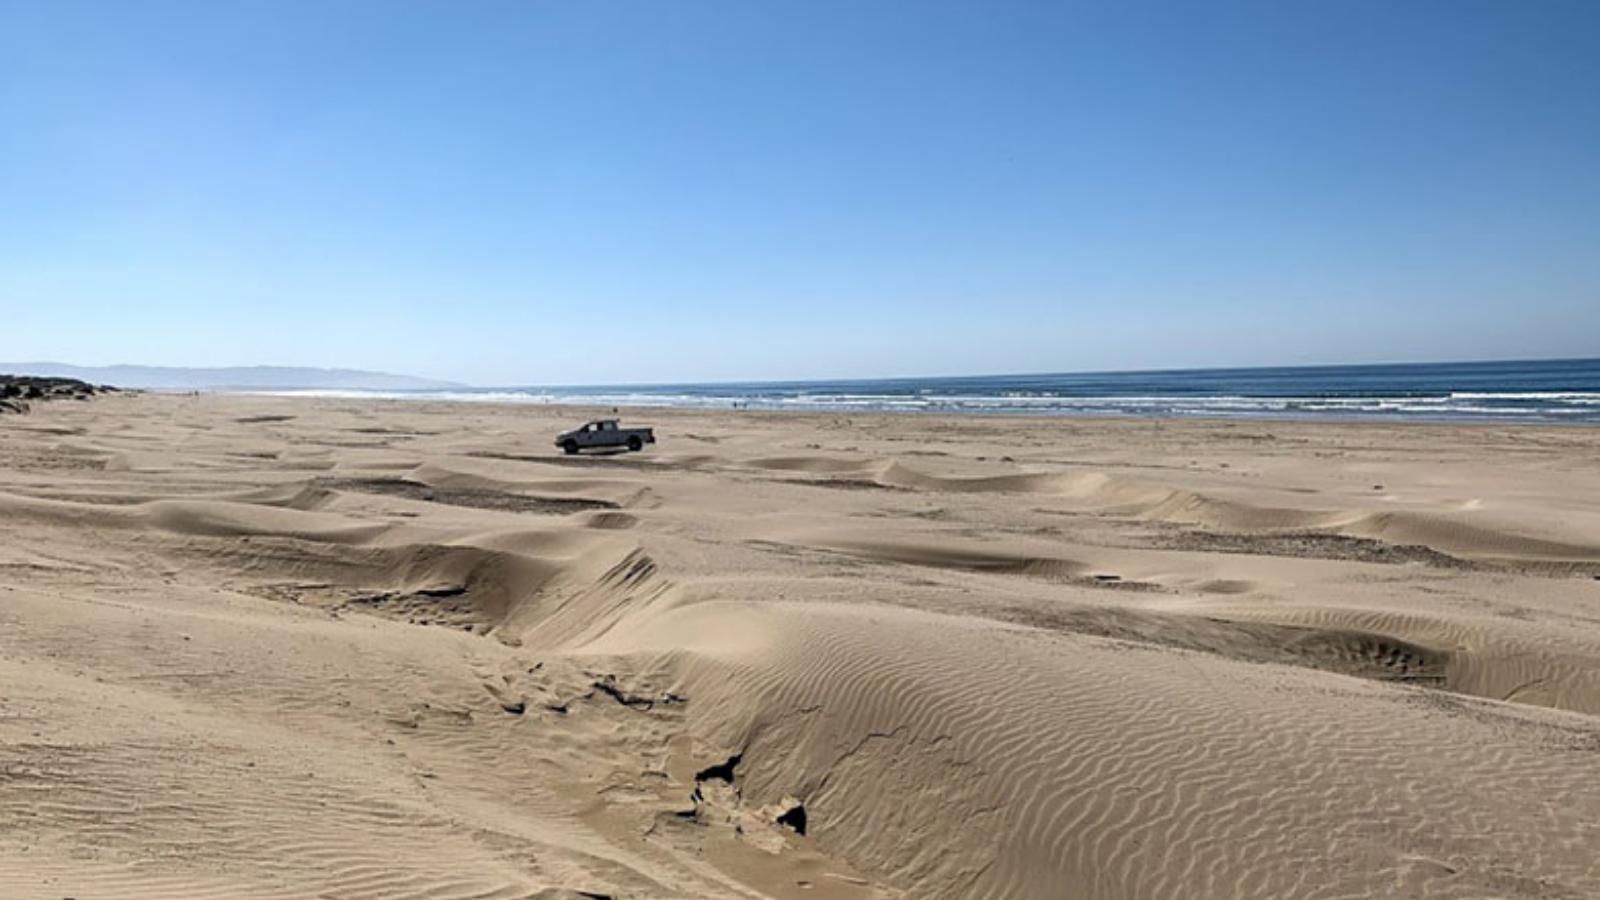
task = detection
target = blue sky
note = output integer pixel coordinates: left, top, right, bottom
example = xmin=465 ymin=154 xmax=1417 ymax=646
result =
xmin=2 ymin=0 xmax=1597 ymax=385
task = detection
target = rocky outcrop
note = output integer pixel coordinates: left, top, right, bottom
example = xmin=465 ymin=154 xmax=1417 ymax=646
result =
xmin=0 ymin=375 xmax=116 ymax=414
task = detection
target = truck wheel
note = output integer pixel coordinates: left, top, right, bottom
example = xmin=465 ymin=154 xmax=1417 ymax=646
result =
xmin=627 ymin=436 xmax=643 ymax=452
xmin=563 ymin=440 xmax=579 ymax=455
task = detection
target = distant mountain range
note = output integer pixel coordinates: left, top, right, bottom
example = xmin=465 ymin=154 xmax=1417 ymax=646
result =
xmin=0 ymin=363 xmax=464 ymax=392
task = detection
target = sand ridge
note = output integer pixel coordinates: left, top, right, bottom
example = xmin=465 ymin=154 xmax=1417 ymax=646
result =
xmin=3 ymin=393 xmax=1600 ymax=899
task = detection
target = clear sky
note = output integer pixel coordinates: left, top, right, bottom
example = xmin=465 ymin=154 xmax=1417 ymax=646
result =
xmin=2 ymin=1 xmax=1597 ymax=385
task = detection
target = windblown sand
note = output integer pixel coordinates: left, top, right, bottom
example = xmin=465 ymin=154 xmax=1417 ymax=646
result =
xmin=3 ymin=393 xmax=1600 ymax=899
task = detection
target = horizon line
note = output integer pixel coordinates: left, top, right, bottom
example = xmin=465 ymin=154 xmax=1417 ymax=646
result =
xmin=7 ymin=353 xmax=1599 ymax=392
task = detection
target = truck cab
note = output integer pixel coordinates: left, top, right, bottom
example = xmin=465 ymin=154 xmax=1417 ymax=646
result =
xmin=555 ymin=419 xmax=656 ymax=455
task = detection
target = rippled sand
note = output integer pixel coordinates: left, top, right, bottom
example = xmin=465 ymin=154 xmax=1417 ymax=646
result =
xmin=3 ymin=393 xmax=1599 ymax=899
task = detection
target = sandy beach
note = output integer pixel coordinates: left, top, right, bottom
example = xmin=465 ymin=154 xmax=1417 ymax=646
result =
xmin=3 ymin=391 xmax=1599 ymax=900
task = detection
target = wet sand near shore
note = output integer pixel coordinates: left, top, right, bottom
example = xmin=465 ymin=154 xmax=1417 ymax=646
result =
xmin=3 ymin=392 xmax=1600 ymax=899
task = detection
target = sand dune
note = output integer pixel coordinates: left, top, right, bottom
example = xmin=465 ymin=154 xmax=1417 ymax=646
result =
xmin=3 ymin=394 xmax=1600 ymax=899
xmin=870 ymin=458 xmax=1600 ymax=563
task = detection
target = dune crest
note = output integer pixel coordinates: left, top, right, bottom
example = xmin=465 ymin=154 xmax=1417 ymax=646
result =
xmin=3 ymin=395 xmax=1599 ymax=899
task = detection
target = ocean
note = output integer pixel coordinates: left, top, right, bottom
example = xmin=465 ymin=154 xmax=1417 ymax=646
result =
xmin=283 ymin=358 xmax=1600 ymax=423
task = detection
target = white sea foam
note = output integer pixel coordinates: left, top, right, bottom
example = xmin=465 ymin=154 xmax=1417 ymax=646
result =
xmin=253 ymin=375 xmax=1600 ymax=422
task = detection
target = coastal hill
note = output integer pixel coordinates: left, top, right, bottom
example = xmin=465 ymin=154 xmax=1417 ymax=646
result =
xmin=0 ymin=363 xmax=462 ymax=392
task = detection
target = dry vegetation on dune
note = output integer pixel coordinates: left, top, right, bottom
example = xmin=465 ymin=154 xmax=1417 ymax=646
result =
xmin=3 ymin=393 xmax=1600 ymax=899
xmin=0 ymin=374 xmax=113 ymax=414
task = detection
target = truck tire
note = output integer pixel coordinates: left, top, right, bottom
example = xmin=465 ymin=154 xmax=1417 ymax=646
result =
xmin=563 ymin=439 xmax=579 ymax=455
xmin=627 ymin=436 xmax=643 ymax=452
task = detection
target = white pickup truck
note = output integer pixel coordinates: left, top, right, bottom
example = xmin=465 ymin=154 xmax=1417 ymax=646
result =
xmin=555 ymin=419 xmax=657 ymax=455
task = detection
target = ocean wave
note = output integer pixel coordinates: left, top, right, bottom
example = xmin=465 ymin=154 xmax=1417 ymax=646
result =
xmin=253 ymin=389 xmax=1600 ymax=421
xmin=253 ymin=360 xmax=1600 ymax=422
